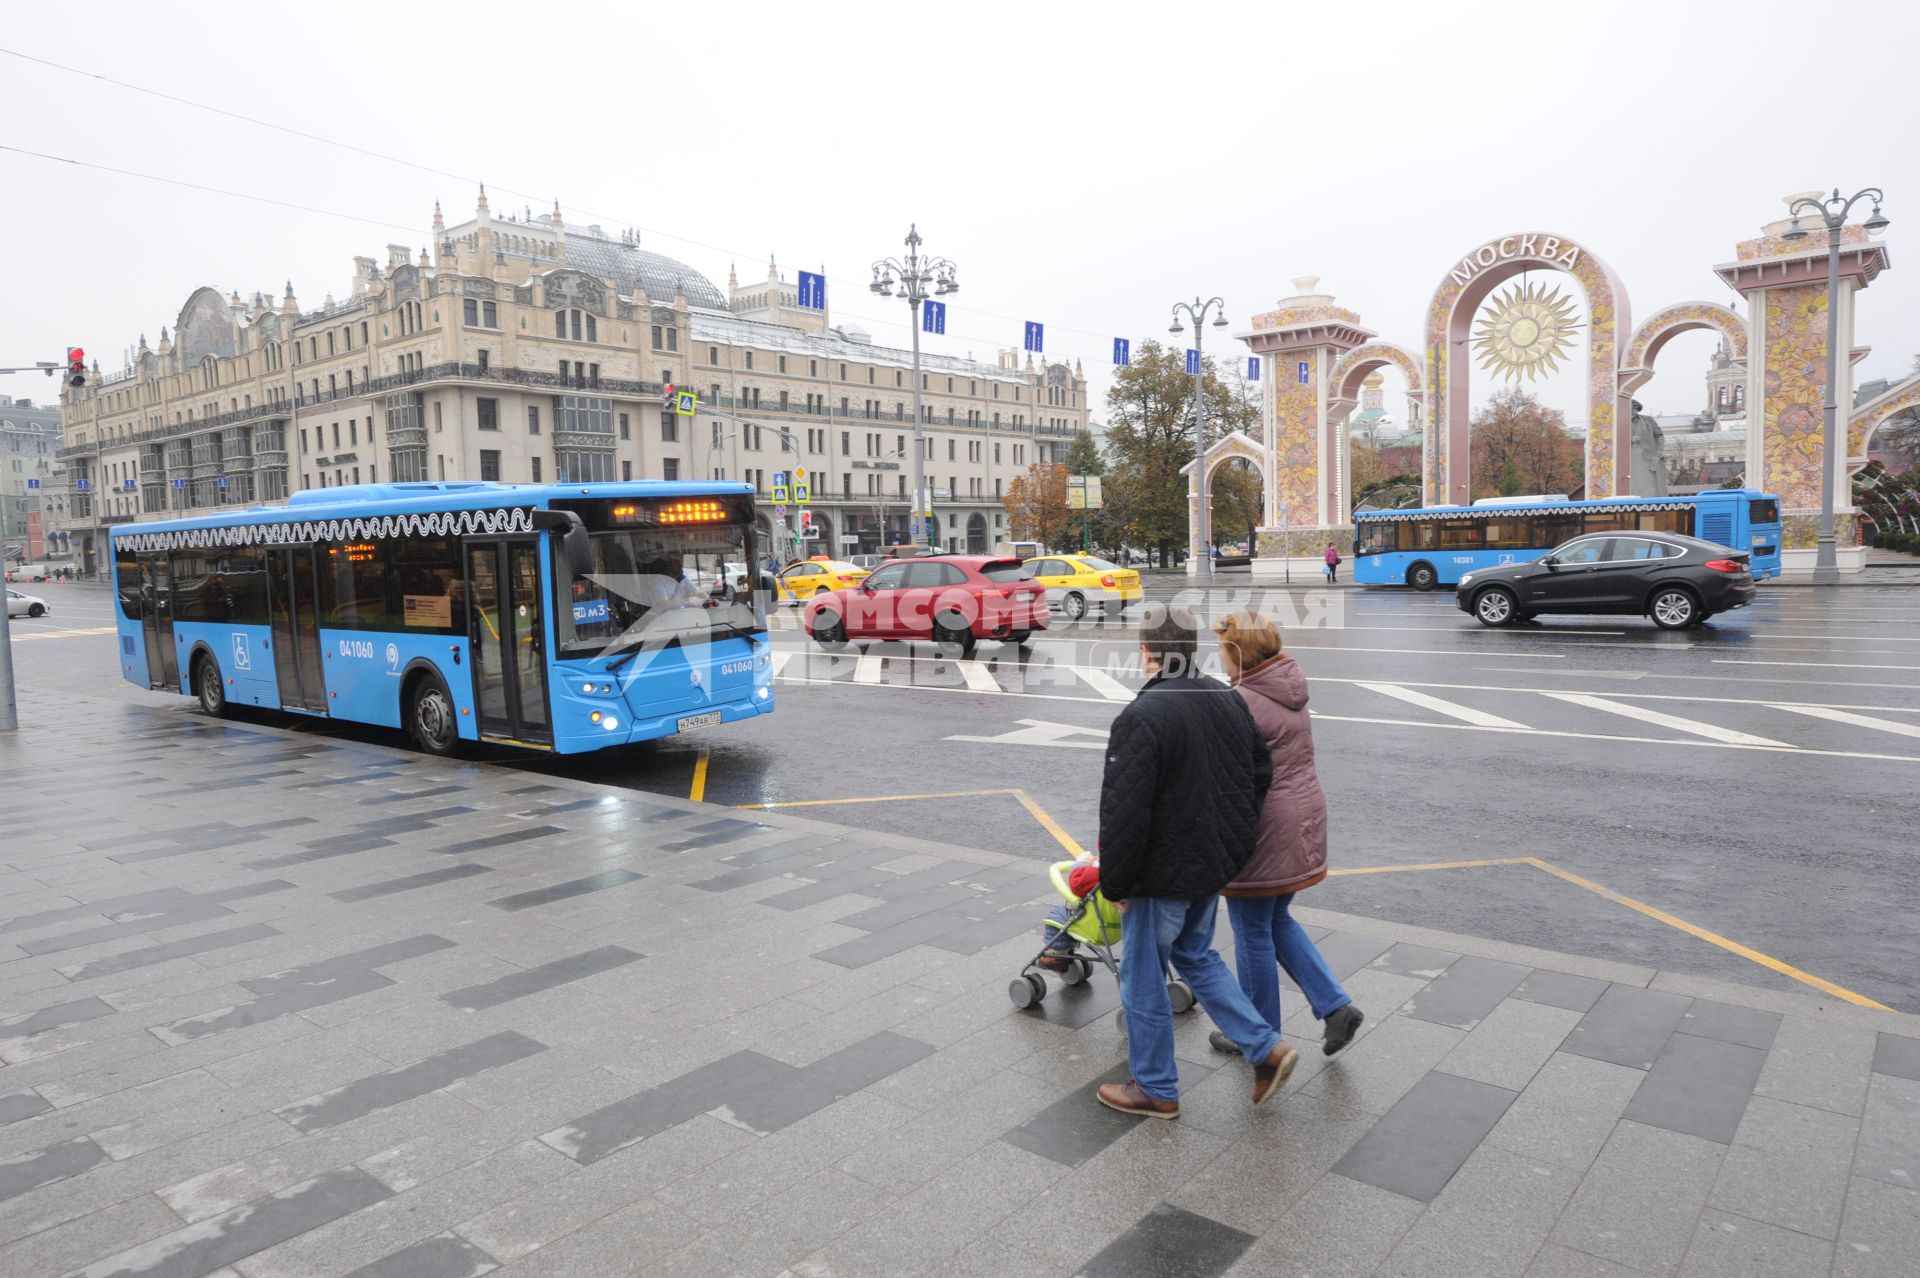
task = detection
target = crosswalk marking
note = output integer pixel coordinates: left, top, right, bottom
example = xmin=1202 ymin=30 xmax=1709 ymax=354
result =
xmin=770 ymin=650 xmax=793 ymax=677
xmin=958 ymin=662 xmax=1001 ymax=694
xmin=853 ymin=654 xmax=884 ymax=684
xmin=1074 ymin=667 xmax=1135 ymax=702
xmin=1357 ymin=682 xmax=1530 ymax=730
xmin=1542 ymin=692 xmax=1793 ymax=747
xmin=1768 ymin=703 xmax=1920 ymax=740
xmin=7 ymin=626 xmax=116 ymax=641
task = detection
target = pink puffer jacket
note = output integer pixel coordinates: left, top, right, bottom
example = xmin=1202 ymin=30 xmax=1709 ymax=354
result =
xmin=1222 ymin=654 xmax=1329 ymax=897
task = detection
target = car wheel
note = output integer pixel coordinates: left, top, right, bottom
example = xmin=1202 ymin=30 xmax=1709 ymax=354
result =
xmin=1473 ymin=586 xmax=1518 ymax=627
xmin=1008 ymin=630 xmax=1032 ymax=647
xmin=1407 ymin=562 xmax=1438 ymax=591
xmin=810 ymin=611 xmax=848 ymax=649
xmin=407 ymin=673 xmax=461 ymax=757
xmin=27 ymin=603 xmax=46 ymax=618
xmin=1062 ymin=592 xmax=1087 ymax=620
xmin=933 ymin=614 xmax=976 ymax=658
xmin=814 ymin=586 xmax=830 ymax=597
xmin=194 ymin=653 xmax=229 ymax=718
xmin=1649 ymin=587 xmax=1699 ymax=630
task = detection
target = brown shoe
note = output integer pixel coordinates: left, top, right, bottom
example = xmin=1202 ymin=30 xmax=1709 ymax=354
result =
xmin=1097 ymin=1079 xmax=1179 ymax=1119
xmin=1252 ymin=1043 xmax=1300 ymax=1105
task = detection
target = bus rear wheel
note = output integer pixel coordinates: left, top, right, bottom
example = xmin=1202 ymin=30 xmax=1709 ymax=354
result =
xmin=407 ymin=673 xmax=460 ymax=757
xmin=194 ymin=653 xmax=229 ymax=718
xmin=1407 ymin=562 xmax=1438 ymax=591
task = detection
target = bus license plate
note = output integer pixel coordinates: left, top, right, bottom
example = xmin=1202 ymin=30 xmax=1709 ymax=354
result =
xmin=677 ymin=711 xmax=723 ymax=733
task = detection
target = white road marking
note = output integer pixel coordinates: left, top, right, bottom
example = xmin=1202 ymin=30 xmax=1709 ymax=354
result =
xmin=7 ymin=626 xmax=116 ymax=640
xmin=770 ymin=650 xmax=793 ymax=677
xmin=958 ymin=662 xmax=1001 ymax=694
xmin=1357 ymin=683 xmax=1530 ymax=730
xmin=1074 ymin=667 xmax=1135 ymax=701
xmin=1715 ymin=659 xmax=1920 ymax=671
xmin=1768 ymin=704 xmax=1920 ymax=740
xmin=944 ymin=719 xmax=1111 ymax=749
xmin=1541 ymin=692 xmax=1793 ymax=747
xmin=853 ymin=654 xmax=885 ymax=684
xmin=1282 ymin=643 xmax=1566 ymax=660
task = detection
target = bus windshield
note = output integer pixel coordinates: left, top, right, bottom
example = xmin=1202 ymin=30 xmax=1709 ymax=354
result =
xmin=552 ymin=496 xmax=761 ymax=660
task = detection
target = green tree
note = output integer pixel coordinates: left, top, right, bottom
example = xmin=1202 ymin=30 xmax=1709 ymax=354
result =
xmin=1211 ymin=462 xmax=1263 ymax=551
xmin=1103 ymin=340 xmax=1251 ymax=564
xmin=1065 ymin=429 xmax=1105 ymax=476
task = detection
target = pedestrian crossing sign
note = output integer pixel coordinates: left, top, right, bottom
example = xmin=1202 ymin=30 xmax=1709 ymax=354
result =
xmin=674 ymin=389 xmax=697 ymax=416
xmin=793 ymin=467 xmax=811 ymax=503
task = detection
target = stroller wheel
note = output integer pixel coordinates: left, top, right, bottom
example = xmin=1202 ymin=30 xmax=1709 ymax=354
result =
xmin=1062 ymin=957 xmax=1091 ymax=986
xmin=1008 ymin=972 xmax=1046 ymax=1009
xmin=1168 ymin=979 xmax=1196 ymax=1014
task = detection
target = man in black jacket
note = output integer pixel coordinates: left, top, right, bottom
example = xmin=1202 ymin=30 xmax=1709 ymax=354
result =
xmin=1094 ymin=607 xmax=1300 ymax=1118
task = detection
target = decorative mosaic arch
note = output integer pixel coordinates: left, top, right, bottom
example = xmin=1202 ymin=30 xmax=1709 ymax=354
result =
xmin=1619 ymin=303 xmax=1748 ymax=395
xmin=1326 ymin=342 xmax=1426 ymax=418
xmin=1850 ymin=374 xmax=1920 ymax=459
xmin=1424 ymin=233 xmax=1632 ymax=506
xmin=1181 ymin=430 xmax=1267 ymax=486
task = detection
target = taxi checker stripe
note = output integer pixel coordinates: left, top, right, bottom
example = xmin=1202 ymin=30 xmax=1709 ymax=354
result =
xmin=114 ymin=506 xmax=535 ymax=552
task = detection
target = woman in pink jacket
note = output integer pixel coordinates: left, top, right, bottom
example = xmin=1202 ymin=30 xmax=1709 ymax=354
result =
xmin=1207 ymin=610 xmax=1364 ymax=1058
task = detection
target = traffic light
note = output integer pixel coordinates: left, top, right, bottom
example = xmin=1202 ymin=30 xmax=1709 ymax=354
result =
xmin=661 ymin=382 xmax=675 ymax=408
xmin=800 ymin=510 xmax=816 ymax=538
xmin=66 ymin=347 xmax=86 ymax=388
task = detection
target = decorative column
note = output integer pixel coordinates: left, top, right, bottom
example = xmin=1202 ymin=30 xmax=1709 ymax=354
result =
xmin=1715 ymin=193 xmax=1891 ymax=575
xmin=1238 ymin=278 xmax=1372 ymax=579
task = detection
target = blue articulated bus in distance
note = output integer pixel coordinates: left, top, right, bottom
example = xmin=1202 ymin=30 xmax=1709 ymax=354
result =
xmin=109 ymin=480 xmax=774 ymax=754
xmin=1353 ymin=488 xmax=1783 ymax=590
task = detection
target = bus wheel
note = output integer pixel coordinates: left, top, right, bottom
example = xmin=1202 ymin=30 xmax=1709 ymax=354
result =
xmin=407 ymin=674 xmax=461 ymax=757
xmin=1407 ymin=562 xmax=1438 ymax=591
xmin=194 ymin=653 xmax=229 ymax=718
xmin=1473 ymin=587 xmax=1518 ymax=627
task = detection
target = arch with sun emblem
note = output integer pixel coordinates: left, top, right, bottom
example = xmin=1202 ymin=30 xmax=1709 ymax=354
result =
xmin=1424 ymin=234 xmax=1634 ymax=506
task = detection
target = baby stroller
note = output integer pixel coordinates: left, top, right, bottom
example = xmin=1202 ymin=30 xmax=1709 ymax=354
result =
xmin=1008 ymin=861 xmax=1197 ymax=1029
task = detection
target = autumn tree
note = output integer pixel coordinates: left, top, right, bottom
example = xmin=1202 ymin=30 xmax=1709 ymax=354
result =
xmin=1210 ymin=461 xmax=1264 ymax=551
xmin=1469 ymin=386 xmax=1581 ymax=500
xmin=1103 ymin=340 xmax=1252 ymax=564
xmin=1003 ymin=462 xmax=1073 ymax=548
xmin=1349 ymin=441 xmax=1388 ymax=504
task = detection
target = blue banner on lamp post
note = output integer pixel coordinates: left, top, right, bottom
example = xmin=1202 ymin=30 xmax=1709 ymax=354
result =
xmin=1297 ymin=360 xmax=1310 ymax=384
xmin=922 ymin=299 xmax=946 ymax=334
xmin=1248 ymin=357 xmax=1261 ymax=381
xmin=1113 ymin=337 xmax=1130 ymax=366
xmin=1185 ymin=349 xmax=1200 ymax=376
xmin=1023 ymin=321 xmax=1044 ymax=353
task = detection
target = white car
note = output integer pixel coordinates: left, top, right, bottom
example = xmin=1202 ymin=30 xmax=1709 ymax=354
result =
xmin=6 ymin=589 xmax=49 ymax=619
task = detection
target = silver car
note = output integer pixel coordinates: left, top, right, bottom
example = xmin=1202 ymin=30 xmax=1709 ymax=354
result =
xmin=6 ymin=588 xmax=50 ymax=619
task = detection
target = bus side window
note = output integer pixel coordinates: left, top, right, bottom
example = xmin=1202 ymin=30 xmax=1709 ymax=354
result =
xmin=115 ymin=547 xmax=142 ymax=621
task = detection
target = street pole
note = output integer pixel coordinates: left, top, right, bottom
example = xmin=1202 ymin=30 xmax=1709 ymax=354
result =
xmin=910 ymin=317 xmax=926 ymax=551
xmin=1170 ymin=297 xmax=1229 ymax=583
xmin=0 ymin=562 xmax=15 ymax=731
xmin=871 ymin=226 xmax=958 ymax=556
xmin=1786 ymin=188 xmax=1888 ymax=585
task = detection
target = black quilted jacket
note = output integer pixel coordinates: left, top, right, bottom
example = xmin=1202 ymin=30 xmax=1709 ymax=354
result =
xmin=1097 ymin=672 xmax=1274 ymax=902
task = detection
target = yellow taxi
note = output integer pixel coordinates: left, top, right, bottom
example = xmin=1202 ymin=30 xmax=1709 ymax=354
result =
xmin=1025 ymin=554 xmax=1143 ymax=619
xmin=775 ymin=556 xmax=871 ymax=604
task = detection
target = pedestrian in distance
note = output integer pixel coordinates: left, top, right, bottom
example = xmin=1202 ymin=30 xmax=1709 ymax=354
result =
xmin=1323 ymin=543 xmax=1341 ymax=583
xmin=1209 ymin=610 xmax=1365 ymax=1062
xmin=1093 ymin=605 xmax=1300 ymax=1120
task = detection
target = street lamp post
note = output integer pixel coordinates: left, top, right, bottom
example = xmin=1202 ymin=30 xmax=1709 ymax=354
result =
xmin=1784 ymin=187 xmax=1890 ymax=585
xmin=1169 ymin=296 xmax=1230 ymax=582
xmin=870 ymin=226 xmax=959 ymax=554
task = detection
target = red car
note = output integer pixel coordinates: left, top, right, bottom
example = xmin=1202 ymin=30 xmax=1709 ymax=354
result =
xmin=804 ymin=555 xmax=1048 ymax=654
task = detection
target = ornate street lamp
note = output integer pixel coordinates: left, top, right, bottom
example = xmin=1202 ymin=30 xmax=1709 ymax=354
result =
xmin=1169 ymin=297 xmax=1230 ymax=581
xmin=1784 ymin=188 xmax=1890 ymax=584
xmin=870 ymin=227 xmax=959 ymax=553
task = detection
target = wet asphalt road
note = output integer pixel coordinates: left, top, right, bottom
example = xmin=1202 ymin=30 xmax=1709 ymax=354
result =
xmin=14 ymin=574 xmax=1920 ymax=1010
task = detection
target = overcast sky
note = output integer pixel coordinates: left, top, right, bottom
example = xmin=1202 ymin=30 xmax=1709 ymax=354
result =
xmin=3 ymin=0 xmax=1914 ymax=438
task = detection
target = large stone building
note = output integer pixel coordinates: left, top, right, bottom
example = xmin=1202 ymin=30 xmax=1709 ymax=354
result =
xmin=55 ymin=191 xmax=1089 ymax=571
xmin=2 ymin=396 xmax=61 ymax=566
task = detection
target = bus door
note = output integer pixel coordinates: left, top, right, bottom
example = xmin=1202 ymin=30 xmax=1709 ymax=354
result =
xmin=465 ymin=539 xmax=551 ymax=746
xmin=137 ymin=552 xmax=179 ymax=690
xmin=267 ymin=547 xmax=328 ymax=712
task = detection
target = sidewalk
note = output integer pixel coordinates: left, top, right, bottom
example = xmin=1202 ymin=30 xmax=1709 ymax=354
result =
xmin=1 ymin=691 xmax=1917 ymax=1277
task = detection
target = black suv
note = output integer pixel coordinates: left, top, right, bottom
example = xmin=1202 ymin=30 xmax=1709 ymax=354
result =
xmin=1455 ymin=532 xmax=1757 ymax=629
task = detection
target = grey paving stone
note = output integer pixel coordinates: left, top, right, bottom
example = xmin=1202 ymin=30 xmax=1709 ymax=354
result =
xmin=1510 ymin=969 xmax=1610 ymax=1014
xmin=0 ymin=997 xmax=115 ymax=1042
xmin=274 ymin=1031 xmax=547 ymax=1132
xmin=1333 ymin=1069 xmax=1517 ymax=1202
xmin=340 ymin=1231 xmax=499 ymax=1278
xmin=1403 ymin=956 xmax=1532 ymax=1032
xmin=1679 ymin=1210 xmax=1834 ymax=1277
xmin=152 ymin=966 xmax=396 ymax=1045
xmin=244 ymin=936 xmax=458 ymax=994
xmin=0 ymin=1137 xmax=110 ymax=1204
xmin=1302 ymin=930 xmax=1396 ymax=982
xmin=484 ymin=870 xmax=645 ymax=912
xmin=431 ymin=827 xmax=564 ymax=855
xmin=1435 ymin=998 xmax=1583 ymax=1093
xmin=1754 ymin=1015 xmax=1877 ymax=1118
xmin=17 ymin=902 xmax=238 ymax=957
xmin=1833 ymin=1175 xmax=1920 ymax=1278
xmin=329 ymin=863 xmax=492 ymax=903
xmin=1522 ymin=1243 xmax=1649 ymax=1277
xmin=1367 ymin=941 xmax=1463 ymax=981
xmin=1623 ymin=1031 xmax=1767 ymax=1144
xmin=1376 ymin=1143 xmax=1582 ymax=1278
xmin=360 ymin=784 xmax=466 ymax=804
xmin=652 ymin=1165 xmax=894 ymax=1278
xmin=1708 ymin=1096 xmax=1857 ymax=1240
xmin=196 ymin=880 xmax=295 ymax=905
xmin=1078 ymin=1203 xmax=1255 ymax=1278
xmin=1550 ymin=1119 xmax=1726 ymax=1275
xmin=1872 ymin=1031 xmax=1920 ymax=1082
xmin=1562 ymin=983 xmax=1693 ymax=1071
xmin=64 ymin=1167 xmax=393 ymax=1278
xmin=439 ymin=945 xmax=643 ymax=1011
xmin=244 ymin=840 xmax=396 ymax=869
xmin=1228 ymin=1172 xmax=1425 ymax=1277
xmin=54 ymin=924 xmax=280 ymax=984
xmin=1677 ymin=999 xmax=1783 ymax=1052
xmin=1 ymin=889 xmax=193 ymax=934
xmin=1002 ymin=1064 xmax=1144 ymax=1167
xmin=542 ymin=1050 xmax=790 ymax=1164
xmin=0 ymin=1094 xmax=51 ymax=1127
xmin=717 ymin=1031 xmax=934 ymax=1136
xmin=1852 ymin=1072 xmax=1920 ymax=1191
xmin=1300 ymin=1012 xmax=1466 ymax=1116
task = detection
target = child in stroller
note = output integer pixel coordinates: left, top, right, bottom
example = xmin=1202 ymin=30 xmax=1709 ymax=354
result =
xmin=1008 ymin=850 xmax=1197 ymax=1017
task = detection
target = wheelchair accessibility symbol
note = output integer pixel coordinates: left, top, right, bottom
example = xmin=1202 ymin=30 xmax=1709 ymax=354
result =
xmin=231 ymin=633 xmax=251 ymax=672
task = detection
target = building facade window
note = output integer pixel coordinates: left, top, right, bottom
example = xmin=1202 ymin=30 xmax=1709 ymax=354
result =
xmin=479 ymin=449 xmax=501 ymax=482
xmin=663 ymin=458 xmax=679 ymax=480
xmin=528 ymin=406 xmax=541 ymax=434
xmin=477 ymin=397 xmax=499 ymax=431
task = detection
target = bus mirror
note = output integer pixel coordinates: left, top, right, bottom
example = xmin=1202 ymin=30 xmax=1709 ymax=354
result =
xmin=533 ymin=510 xmax=595 ymax=577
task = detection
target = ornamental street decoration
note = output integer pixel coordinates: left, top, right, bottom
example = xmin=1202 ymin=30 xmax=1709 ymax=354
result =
xmin=1472 ymin=279 xmax=1583 ymax=382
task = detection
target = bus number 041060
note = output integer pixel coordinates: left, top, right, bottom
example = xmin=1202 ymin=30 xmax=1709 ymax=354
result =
xmin=338 ymin=639 xmax=376 ymax=659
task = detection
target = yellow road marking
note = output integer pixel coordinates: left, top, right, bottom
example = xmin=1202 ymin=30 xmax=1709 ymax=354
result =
xmin=1010 ymin=789 xmax=1084 ymax=856
xmin=737 ymin=786 xmax=1083 ymax=855
xmin=689 ymin=749 xmax=709 ymax=803
xmin=1327 ymin=857 xmax=1535 ymax=877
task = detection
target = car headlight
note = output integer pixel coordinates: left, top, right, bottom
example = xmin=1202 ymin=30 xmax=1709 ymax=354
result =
xmin=1458 ymin=573 xmax=1475 ymax=587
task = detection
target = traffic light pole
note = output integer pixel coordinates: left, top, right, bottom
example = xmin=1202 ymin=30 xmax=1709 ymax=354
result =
xmin=0 ymin=363 xmax=57 ymax=732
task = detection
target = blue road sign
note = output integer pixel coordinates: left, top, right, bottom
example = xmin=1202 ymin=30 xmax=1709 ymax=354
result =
xmin=1248 ymin=358 xmax=1261 ymax=381
xmin=793 ymin=468 xmax=811 ymax=502
xmin=1024 ymin=321 xmax=1044 ymax=353
xmin=75 ymin=479 xmax=88 ymax=491
xmin=1185 ymin=349 xmax=1200 ymax=376
xmin=1113 ymin=338 xmax=1130 ymax=366
xmin=172 ymin=479 xmax=185 ymax=489
xmin=1297 ymin=360 xmax=1310 ymax=384
xmin=675 ymin=389 xmax=698 ymax=416
xmin=771 ymin=471 xmax=790 ymax=504
xmin=922 ymin=299 xmax=946 ymax=334
xmin=797 ymin=271 xmax=826 ymax=309
xmin=123 ymin=479 xmax=135 ymax=491
xmin=218 ymin=477 xmax=229 ymax=489
xmin=26 ymin=478 xmax=39 ymax=489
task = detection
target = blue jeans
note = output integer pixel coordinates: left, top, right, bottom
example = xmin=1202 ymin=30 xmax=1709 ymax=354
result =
xmin=1120 ymin=896 xmax=1282 ymax=1101
xmin=1225 ymin=894 xmax=1352 ymax=1037
xmin=1041 ymin=903 xmax=1077 ymax=952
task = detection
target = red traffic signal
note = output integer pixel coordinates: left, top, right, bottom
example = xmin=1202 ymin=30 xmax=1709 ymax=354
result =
xmin=66 ymin=346 xmax=87 ymax=388
xmin=661 ymin=382 xmax=675 ymax=406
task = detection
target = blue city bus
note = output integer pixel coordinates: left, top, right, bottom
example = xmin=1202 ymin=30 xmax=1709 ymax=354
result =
xmin=109 ymin=481 xmax=774 ymax=754
xmin=1353 ymin=489 xmax=1783 ymax=590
